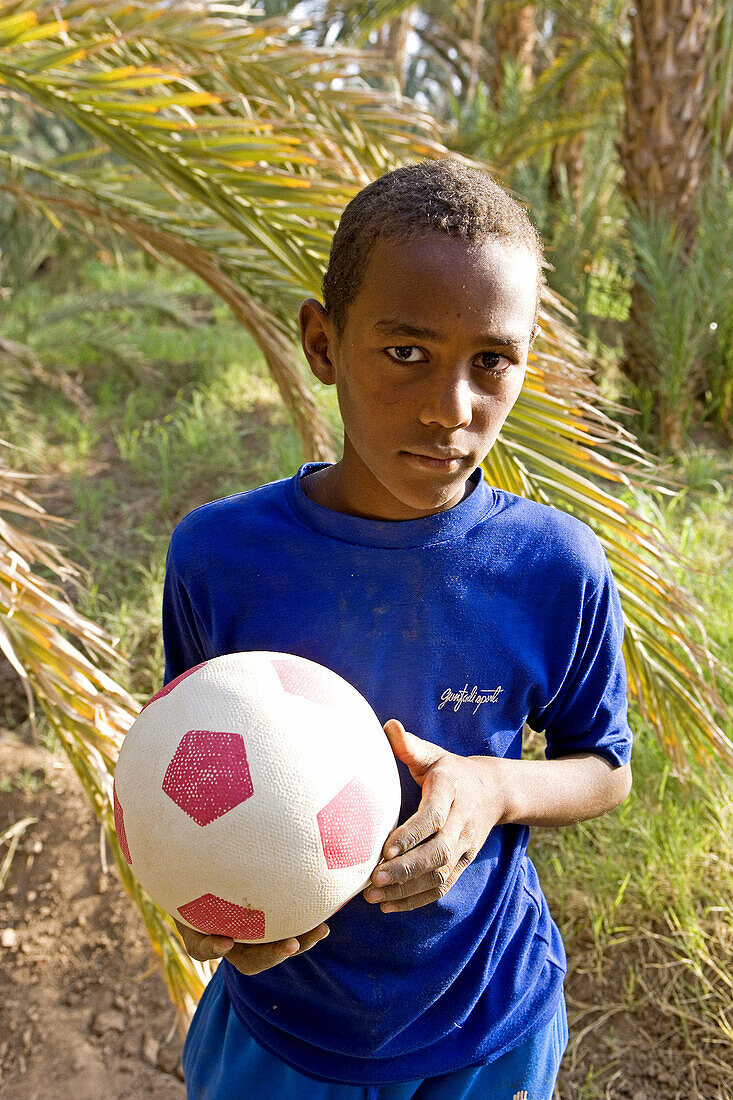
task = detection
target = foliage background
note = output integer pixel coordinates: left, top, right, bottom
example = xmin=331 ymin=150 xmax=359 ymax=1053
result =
xmin=1 ymin=1 xmax=731 ymax=1096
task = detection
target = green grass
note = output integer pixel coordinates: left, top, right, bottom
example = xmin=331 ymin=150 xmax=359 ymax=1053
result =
xmin=624 ymin=445 xmax=733 ymax=713
xmin=533 ymin=442 xmax=733 ymax=1088
xmin=1 ymin=254 xmax=305 ymax=694
xmin=0 ymin=767 xmax=47 ymax=796
xmin=533 ymin=731 xmax=732 ymax=959
xmin=2 ymin=252 xmax=732 ymax=1090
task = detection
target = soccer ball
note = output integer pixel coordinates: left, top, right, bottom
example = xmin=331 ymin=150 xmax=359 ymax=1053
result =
xmin=113 ymin=652 xmax=401 ymax=942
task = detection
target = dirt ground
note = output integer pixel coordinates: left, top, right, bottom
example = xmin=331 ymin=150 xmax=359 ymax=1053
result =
xmin=0 ymin=732 xmax=184 ymax=1100
xmin=0 ymin=730 xmax=730 ymax=1100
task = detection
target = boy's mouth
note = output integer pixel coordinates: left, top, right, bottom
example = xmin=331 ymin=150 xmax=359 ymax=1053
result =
xmin=401 ymin=449 xmax=468 ymax=471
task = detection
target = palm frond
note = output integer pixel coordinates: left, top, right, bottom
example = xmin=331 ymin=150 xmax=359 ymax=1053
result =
xmin=0 ymin=456 xmax=211 ymax=1027
xmin=485 ymin=291 xmax=733 ymax=770
xmin=319 ymin=0 xmax=419 ymax=48
xmin=0 ymin=0 xmax=445 ymax=455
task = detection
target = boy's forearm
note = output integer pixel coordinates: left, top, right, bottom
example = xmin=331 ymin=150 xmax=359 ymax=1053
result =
xmin=492 ymin=752 xmax=632 ymax=828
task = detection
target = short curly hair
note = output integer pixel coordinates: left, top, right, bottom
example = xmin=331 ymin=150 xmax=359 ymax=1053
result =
xmin=322 ymin=158 xmax=545 ymax=336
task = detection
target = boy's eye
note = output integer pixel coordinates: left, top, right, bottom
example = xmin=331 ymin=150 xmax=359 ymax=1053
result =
xmin=386 ymin=346 xmax=425 ymax=363
xmin=384 ymin=347 xmax=513 ymax=372
xmin=475 ymin=352 xmax=511 ymax=374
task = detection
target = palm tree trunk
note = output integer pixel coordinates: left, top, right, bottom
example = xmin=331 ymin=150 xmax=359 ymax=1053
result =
xmin=620 ymin=0 xmax=716 ymax=445
xmin=547 ymin=18 xmax=585 ymax=216
xmin=490 ymin=2 xmax=536 ymax=104
xmin=621 ymin=0 xmax=713 ymax=249
xmin=386 ymin=9 xmax=415 ymax=93
xmin=466 ymin=0 xmax=487 ymax=103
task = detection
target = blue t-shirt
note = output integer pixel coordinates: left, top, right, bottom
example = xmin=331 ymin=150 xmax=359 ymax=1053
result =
xmin=162 ymin=463 xmax=632 ymax=1085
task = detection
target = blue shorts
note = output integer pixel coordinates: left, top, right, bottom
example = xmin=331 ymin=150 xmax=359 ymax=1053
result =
xmin=182 ymin=966 xmax=568 ymax=1100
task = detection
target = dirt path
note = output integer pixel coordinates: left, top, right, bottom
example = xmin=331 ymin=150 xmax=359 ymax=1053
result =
xmin=1 ymin=731 xmax=730 ymax=1099
xmin=0 ymin=733 xmax=184 ymax=1099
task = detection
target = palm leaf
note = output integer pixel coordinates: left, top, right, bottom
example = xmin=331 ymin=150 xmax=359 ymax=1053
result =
xmin=0 ymin=0 xmax=444 ymax=455
xmin=487 ymin=293 xmax=732 ymax=769
xmin=0 ymin=457 xmax=213 ymax=1026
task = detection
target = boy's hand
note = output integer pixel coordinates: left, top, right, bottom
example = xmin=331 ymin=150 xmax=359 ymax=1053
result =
xmin=364 ymin=719 xmax=506 ymax=914
xmin=173 ymin=918 xmax=330 ymax=975
xmin=364 ymin=720 xmax=631 ymax=914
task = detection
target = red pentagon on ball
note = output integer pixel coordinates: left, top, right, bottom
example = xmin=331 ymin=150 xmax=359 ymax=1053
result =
xmin=317 ymin=778 xmax=383 ymax=869
xmin=273 ymin=656 xmax=348 ymax=710
xmin=113 ymin=781 xmax=132 ymax=865
xmin=163 ymin=729 xmax=254 ymax=826
xmin=178 ymin=893 xmax=266 ymax=940
xmin=141 ymin=660 xmax=209 ymax=712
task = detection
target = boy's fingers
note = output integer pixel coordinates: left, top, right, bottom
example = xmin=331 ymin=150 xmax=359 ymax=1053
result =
xmin=382 ymin=771 xmax=456 ymax=858
xmin=174 ymin=918 xmax=329 ymax=971
xmin=374 ymin=860 xmax=470 ymax=913
xmin=372 ymin=822 xmax=465 ymax=889
xmin=191 ymin=937 xmax=235 ymax=961
xmin=174 ymin=920 xmax=235 ymax=961
xmin=224 ymin=939 xmax=298 ymax=975
xmin=280 ymin=923 xmax=330 ymax=959
xmin=367 ymin=851 xmax=472 ymax=905
xmin=226 ymin=924 xmax=330 ymax=976
xmin=378 ymin=882 xmax=455 ymax=913
xmin=383 ymin=720 xmax=444 ymax=774
xmin=366 ymin=868 xmax=447 ymax=903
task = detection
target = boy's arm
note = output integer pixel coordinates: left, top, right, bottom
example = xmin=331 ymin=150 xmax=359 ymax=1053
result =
xmin=486 ymin=747 xmax=631 ymax=827
xmin=364 ymin=720 xmax=631 ymax=914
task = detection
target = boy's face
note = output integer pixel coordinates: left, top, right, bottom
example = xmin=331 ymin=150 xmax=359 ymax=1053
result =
xmin=300 ymin=233 xmax=539 ymax=521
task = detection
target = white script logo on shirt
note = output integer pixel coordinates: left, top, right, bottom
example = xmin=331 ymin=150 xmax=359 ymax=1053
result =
xmin=438 ymin=683 xmax=504 ymax=715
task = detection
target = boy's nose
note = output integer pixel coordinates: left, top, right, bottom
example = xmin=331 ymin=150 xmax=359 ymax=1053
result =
xmin=418 ymin=372 xmax=473 ymax=429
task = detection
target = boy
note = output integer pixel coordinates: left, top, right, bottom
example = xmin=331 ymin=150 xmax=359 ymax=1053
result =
xmin=164 ymin=158 xmax=633 ymax=1099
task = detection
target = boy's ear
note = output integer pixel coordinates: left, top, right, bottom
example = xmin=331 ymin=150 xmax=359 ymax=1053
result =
xmin=529 ymin=323 xmax=541 ymax=347
xmin=299 ymin=298 xmax=336 ymax=385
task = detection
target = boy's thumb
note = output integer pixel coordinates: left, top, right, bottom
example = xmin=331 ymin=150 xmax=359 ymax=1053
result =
xmin=383 ymin=719 xmax=443 ymax=773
